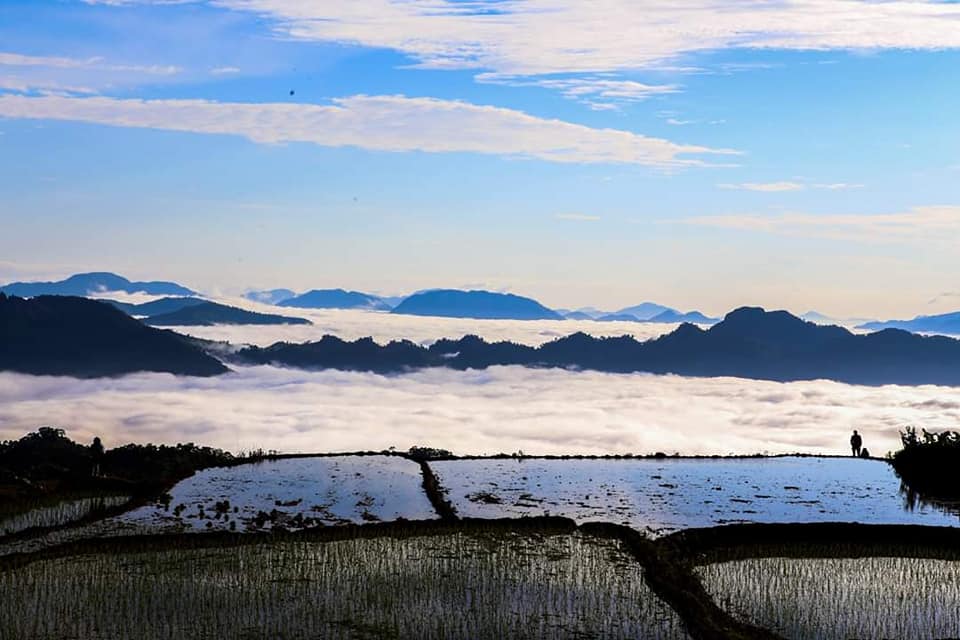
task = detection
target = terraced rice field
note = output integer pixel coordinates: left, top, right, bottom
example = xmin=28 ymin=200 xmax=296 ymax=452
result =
xmin=0 ymin=495 xmax=131 ymax=536
xmin=0 ymin=529 xmax=690 ymax=640
xmin=698 ymin=555 xmax=960 ymax=639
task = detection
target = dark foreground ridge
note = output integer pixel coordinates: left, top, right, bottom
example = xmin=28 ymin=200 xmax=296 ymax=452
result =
xmin=144 ymin=301 xmax=312 ymax=327
xmin=0 ymin=294 xmax=228 ymax=377
xmin=236 ymin=306 xmax=960 ymax=386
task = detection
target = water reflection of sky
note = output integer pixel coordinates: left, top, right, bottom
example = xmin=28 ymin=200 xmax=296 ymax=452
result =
xmin=120 ymin=456 xmax=436 ymax=532
xmin=433 ymin=457 xmax=960 ymax=536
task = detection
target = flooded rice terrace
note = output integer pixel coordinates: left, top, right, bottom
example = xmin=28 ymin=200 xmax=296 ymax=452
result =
xmin=120 ymin=455 xmax=436 ymax=532
xmin=432 ymin=456 xmax=960 ymax=535
xmin=107 ymin=455 xmax=960 ymax=536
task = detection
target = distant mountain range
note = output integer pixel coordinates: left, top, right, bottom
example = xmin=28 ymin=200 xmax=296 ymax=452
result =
xmin=857 ymin=312 xmax=960 ymax=336
xmin=595 ymin=313 xmax=641 ymax=322
xmin=0 ymin=294 xmax=226 ymax=377
xmin=0 ymin=272 xmax=195 ymax=297
xmin=561 ymin=310 xmax=595 ymax=321
xmin=593 ymin=309 xmax=718 ymax=324
xmin=235 ymin=306 xmax=960 ymax=386
xmin=615 ymin=302 xmax=673 ymax=320
xmin=244 ymin=289 xmax=296 ymax=305
xmin=277 ymin=289 xmax=392 ymax=311
xmin=391 ymin=290 xmax=563 ymax=320
xmin=144 ymin=302 xmax=312 ymax=327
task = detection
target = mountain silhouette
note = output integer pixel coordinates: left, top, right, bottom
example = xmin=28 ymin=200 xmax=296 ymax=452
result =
xmin=244 ymin=289 xmax=296 ymax=305
xmin=0 ymin=272 xmax=195 ymax=297
xmin=238 ymin=335 xmax=429 ymax=373
xmin=144 ymin=301 xmax=312 ymax=327
xmin=648 ymin=309 xmax=719 ymax=324
xmin=594 ymin=310 xmax=717 ymax=324
xmin=391 ymin=289 xmax=562 ymax=320
xmin=615 ymin=302 xmax=674 ymax=320
xmin=0 ymin=294 xmax=227 ymax=377
xmin=857 ymin=311 xmax=960 ymax=336
xmin=563 ymin=310 xmax=598 ymax=321
xmin=596 ymin=313 xmax=641 ymax=322
xmin=104 ymin=297 xmax=206 ymax=316
xmin=801 ymin=310 xmax=835 ymax=324
xmin=278 ymin=289 xmax=391 ymax=310
xmin=235 ymin=306 xmax=960 ymax=386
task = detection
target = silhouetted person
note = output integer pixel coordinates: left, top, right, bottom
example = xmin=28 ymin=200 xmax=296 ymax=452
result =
xmin=91 ymin=436 xmax=104 ymax=477
xmin=850 ymin=430 xmax=862 ymax=457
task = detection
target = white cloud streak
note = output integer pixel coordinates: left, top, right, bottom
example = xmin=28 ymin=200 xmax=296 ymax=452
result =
xmin=0 ymin=366 xmax=952 ymax=457
xmin=719 ymin=182 xmax=807 ymax=192
xmin=0 ymin=51 xmax=182 ymax=95
xmin=683 ymin=205 xmax=960 ymax=242
xmin=0 ymin=93 xmax=736 ymax=166
xmin=476 ymin=73 xmax=679 ymax=109
xmin=0 ymin=52 xmax=180 ymax=76
xmin=717 ymin=181 xmax=863 ymax=192
xmin=555 ymin=213 xmax=601 ymax=222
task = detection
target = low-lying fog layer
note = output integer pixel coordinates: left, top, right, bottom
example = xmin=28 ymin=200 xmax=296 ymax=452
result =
xmin=2 ymin=366 xmax=957 ymax=456
xmin=167 ymin=301 xmax=682 ymax=347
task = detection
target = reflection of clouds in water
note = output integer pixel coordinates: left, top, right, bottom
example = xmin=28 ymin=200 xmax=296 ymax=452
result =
xmin=166 ymin=299 xmax=681 ymax=347
xmin=1 ymin=367 xmax=956 ymax=458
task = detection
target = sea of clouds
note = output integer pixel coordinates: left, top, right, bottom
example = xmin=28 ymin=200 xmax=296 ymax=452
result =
xmin=5 ymin=300 xmax=956 ymax=457
xmin=2 ymin=365 xmax=957 ymax=458
xmin=164 ymin=299 xmax=682 ymax=347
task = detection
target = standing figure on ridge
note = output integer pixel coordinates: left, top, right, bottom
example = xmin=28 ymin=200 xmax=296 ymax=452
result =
xmin=850 ymin=430 xmax=863 ymax=457
xmin=91 ymin=436 xmax=105 ymax=477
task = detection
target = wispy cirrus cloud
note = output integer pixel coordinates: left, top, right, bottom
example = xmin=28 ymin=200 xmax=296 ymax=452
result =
xmin=682 ymin=205 xmax=960 ymax=242
xmin=476 ymin=73 xmax=679 ymax=110
xmin=0 ymin=51 xmax=181 ymax=95
xmin=718 ymin=181 xmax=864 ymax=192
xmin=0 ymin=93 xmax=738 ymax=167
xmin=0 ymin=52 xmax=180 ymax=76
xmin=555 ymin=213 xmax=601 ymax=222
xmin=718 ymin=182 xmax=807 ymax=192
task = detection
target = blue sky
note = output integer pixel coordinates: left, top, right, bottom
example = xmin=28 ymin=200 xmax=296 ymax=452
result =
xmin=1 ymin=0 xmax=959 ymax=318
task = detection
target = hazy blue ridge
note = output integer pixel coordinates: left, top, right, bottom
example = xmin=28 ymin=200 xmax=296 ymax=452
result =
xmin=0 ymin=272 xmax=195 ymax=297
xmin=278 ymin=289 xmax=392 ymax=310
xmin=391 ymin=289 xmax=563 ymax=320
xmin=857 ymin=312 xmax=960 ymax=336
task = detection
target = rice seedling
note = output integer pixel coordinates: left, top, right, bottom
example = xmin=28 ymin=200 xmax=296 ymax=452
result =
xmin=0 ymin=495 xmax=131 ymax=537
xmin=697 ymin=555 xmax=960 ymax=639
xmin=0 ymin=530 xmax=690 ymax=639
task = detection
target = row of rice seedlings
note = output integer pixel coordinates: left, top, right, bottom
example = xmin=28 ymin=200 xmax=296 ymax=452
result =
xmin=697 ymin=555 xmax=960 ymax=639
xmin=0 ymin=495 xmax=131 ymax=536
xmin=0 ymin=530 xmax=690 ymax=639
